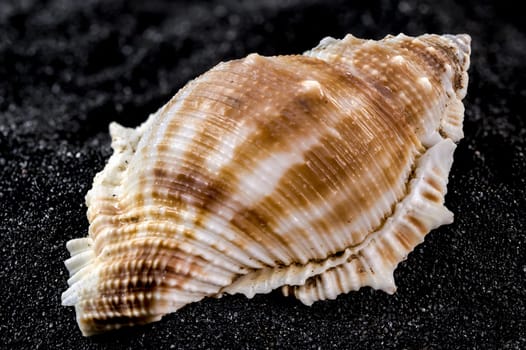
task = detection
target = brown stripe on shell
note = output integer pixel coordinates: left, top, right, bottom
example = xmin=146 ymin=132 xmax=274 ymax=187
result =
xmin=399 ymin=38 xmax=450 ymax=81
xmin=150 ymin=55 xmax=313 ymax=264
xmin=394 ymin=229 xmax=413 ymax=251
xmin=407 ymin=215 xmax=427 ymax=233
xmin=217 ymin=55 xmax=426 ymax=262
xmin=419 ymin=36 xmax=468 ymax=91
xmin=422 ymin=190 xmax=441 ymax=203
xmin=274 ymin=142 xmax=419 ymax=249
xmin=426 ymin=176 xmax=442 ymax=192
xmin=350 ymin=45 xmax=439 ymax=135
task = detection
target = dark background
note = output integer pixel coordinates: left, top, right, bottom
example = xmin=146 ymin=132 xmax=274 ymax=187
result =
xmin=1 ymin=0 xmax=525 ymax=349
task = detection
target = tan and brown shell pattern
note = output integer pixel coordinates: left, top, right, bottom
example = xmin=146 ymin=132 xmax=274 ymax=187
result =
xmin=62 ymin=33 xmax=471 ymax=335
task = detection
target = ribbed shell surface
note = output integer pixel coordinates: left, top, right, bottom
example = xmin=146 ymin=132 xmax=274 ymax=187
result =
xmin=62 ymin=33 xmax=471 ymax=335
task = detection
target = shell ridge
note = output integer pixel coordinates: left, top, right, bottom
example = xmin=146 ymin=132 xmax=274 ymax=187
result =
xmin=62 ymin=238 xmax=95 ymax=306
xmin=284 ymin=138 xmax=456 ymax=303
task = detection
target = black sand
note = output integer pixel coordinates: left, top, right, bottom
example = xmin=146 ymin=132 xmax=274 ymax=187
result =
xmin=1 ymin=0 xmax=525 ymax=348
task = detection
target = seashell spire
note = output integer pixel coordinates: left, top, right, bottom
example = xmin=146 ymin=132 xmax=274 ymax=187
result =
xmin=62 ymin=33 xmax=471 ymax=335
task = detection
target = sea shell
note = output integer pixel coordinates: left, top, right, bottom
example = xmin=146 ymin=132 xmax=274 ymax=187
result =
xmin=62 ymin=33 xmax=471 ymax=335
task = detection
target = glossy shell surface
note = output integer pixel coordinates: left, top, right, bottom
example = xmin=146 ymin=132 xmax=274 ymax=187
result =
xmin=62 ymin=33 xmax=471 ymax=335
